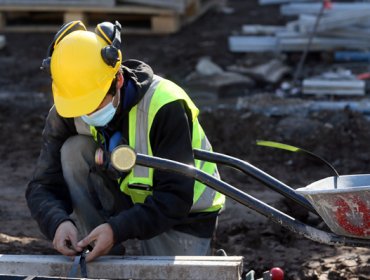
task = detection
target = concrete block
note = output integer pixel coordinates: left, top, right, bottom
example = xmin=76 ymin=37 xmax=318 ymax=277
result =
xmin=0 ymin=255 xmax=244 ymax=280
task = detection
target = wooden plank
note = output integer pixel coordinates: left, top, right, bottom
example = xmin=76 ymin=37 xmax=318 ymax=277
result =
xmin=0 ymin=0 xmax=218 ymax=34
xmin=0 ymin=24 xmax=178 ymax=34
xmin=63 ymin=11 xmax=87 ymax=24
xmin=119 ymin=0 xmax=188 ymax=13
xmin=0 ymin=4 xmax=175 ymax=16
xmin=152 ymin=15 xmax=180 ymax=33
xmin=0 ymin=0 xmax=115 ymax=6
xmin=184 ymin=0 xmax=219 ymax=25
xmin=0 ymin=255 xmax=244 ymax=280
xmin=0 ymin=6 xmax=179 ymax=34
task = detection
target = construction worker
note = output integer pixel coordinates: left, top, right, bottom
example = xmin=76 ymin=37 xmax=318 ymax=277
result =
xmin=26 ymin=20 xmax=225 ymax=262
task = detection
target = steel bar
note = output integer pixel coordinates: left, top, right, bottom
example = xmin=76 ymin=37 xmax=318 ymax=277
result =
xmin=298 ymin=11 xmax=370 ymax=33
xmin=135 ymin=153 xmax=370 ymax=247
xmin=281 ymin=3 xmax=370 ymax=16
xmin=292 ymin=1 xmax=325 ymax=87
xmin=228 ymin=36 xmax=277 ymax=52
xmin=303 ymin=79 xmax=365 ymax=96
xmin=228 ymin=36 xmax=370 ymax=53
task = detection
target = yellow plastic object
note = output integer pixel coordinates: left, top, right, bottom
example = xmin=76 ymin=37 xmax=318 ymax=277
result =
xmin=51 ymin=30 xmax=122 ymax=117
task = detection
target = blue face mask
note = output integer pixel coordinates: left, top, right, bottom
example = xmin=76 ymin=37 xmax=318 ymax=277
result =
xmin=81 ymin=95 xmax=119 ymax=127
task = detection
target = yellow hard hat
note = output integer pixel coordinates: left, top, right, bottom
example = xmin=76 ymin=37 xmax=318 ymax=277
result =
xmin=50 ymin=25 xmax=122 ymax=118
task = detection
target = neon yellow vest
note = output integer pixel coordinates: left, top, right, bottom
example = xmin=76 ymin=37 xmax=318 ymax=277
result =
xmin=85 ymin=75 xmax=225 ymax=213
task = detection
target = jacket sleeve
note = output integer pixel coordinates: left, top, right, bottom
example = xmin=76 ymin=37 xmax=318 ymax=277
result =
xmin=108 ymin=100 xmax=195 ymax=243
xmin=25 ymin=106 xmax=76 ymax=240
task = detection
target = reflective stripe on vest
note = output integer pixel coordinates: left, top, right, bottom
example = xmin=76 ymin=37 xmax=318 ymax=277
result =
xmin=120 ymin=75 xmax=225 ymax=213
xmin=130 ymin=76 xmax=162 ymax=179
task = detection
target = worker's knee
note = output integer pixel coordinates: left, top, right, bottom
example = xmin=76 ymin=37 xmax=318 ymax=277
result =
xmin=61 ymin=135 xmax=96 ymax=173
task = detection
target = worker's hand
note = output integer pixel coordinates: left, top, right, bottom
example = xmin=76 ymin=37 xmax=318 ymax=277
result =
xmin=77 ymin=223 xmax=114 ymax=262
xmin=53 ymin=220 xmax=81 ymax=256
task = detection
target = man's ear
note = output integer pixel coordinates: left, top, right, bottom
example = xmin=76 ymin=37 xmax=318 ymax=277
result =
xmin=116 ymin=72 xmax=124 ymax=89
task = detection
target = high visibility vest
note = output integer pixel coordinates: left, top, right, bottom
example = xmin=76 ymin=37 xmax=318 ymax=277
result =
xmin=74 ymin=75 xmax=225 ymax=213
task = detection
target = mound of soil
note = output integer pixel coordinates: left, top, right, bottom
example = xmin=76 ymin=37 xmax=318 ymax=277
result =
xmin=0 ymin=0 xmax=369 ymax=279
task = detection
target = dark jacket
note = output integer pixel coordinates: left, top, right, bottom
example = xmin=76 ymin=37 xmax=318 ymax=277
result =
xmin=26 ymin=59 xmax=217 ymax=245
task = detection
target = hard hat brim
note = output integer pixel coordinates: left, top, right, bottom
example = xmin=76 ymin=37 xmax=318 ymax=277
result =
xmin=52 ymin=81 xmax=110 ymax=118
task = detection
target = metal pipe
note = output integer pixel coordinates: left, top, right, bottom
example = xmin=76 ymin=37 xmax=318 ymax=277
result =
xmin=292 ymin=0 xmax=327 ymax=86
xmin=135 ymin=153 xmax=370 ymax=248
xmin=193 ymin=149 xmax=316 ymax=214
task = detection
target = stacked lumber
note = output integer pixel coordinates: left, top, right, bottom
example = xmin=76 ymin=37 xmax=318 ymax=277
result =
xmin=119 ymin=0 xmax=190 ymax=13
xmin=0 ymin=0 xmax=217 ymax=34
xmin=229 ymin=1 xmax=370 ymax=53
xmin=0 ymin=0 xmax=114 ymax=6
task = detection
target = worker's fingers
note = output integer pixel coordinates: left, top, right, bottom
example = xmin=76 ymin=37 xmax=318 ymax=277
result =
xmin=84 ymin=244 xmax=103 ymax=262
xmin=78 ymin=223 xmax=114 ymax=262
xmin=53 ymin=221 xmax=80 ymax=256
xmin=53 ymin=237 xmax=78 ymax=256
xmin=68 ymin=231 xmax=82 ymax=253
xmin=78 ymin=233 xmax=100 ymax=262
xmin=77 ymin=232 xmax=95 ymax=249
xmin=84 ymin=238 xmax=113 ymax=262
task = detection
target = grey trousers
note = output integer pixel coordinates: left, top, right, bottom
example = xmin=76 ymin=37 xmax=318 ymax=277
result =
xmin=60 ymin=135 xmax=211 ymax=256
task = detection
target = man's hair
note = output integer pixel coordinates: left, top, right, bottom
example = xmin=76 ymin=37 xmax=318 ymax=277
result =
xmin=107 ymin=68 xmax=122 ymax=96
xmin=107 ymin=76 xmax=118 ymax=96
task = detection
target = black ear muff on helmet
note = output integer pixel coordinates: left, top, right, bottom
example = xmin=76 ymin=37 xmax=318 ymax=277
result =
xmin=41 ymin=20 xmax=122 ymax=73
xmin=95 ymin=21 xmax=122 ymax=68
xmin=40 ymin=20 xmax=87 ymax=73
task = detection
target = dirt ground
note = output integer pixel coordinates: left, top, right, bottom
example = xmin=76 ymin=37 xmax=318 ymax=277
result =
xmin=0 ymin=0 xmax=369 ymax=279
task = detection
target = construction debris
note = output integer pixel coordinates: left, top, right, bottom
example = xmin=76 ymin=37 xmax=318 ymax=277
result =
xmin=229 ymin=1 xmax=370 ymax=53
xmin=259 ymin=0 xmax=315 ymax=5
xmin=187 ymin=56 xmax=255 ymax=89
xmin=241 ymin=25 xmax=286 ymax=35
xmin=195 ymin=57 xmax=224 ymax=76
xmin=0 ymin=35 xmax=5 ymax=50
xmin=235 ymin=95 xmax=370 ymax=117
xmin=227 ymin=59 xmax=291 ymax=84
xmin=302 ymin=69 xmax=365 ymax=96
xmin=280 ymin=2 xmax=370 ymax=16
xmin=334 ymin=51 xmax=370 ymax=62
xmin=297 ymin=10 xmax=370 ymax=33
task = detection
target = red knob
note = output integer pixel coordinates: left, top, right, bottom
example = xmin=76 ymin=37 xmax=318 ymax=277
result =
xmin=270 ymin=267 xmax=284 ymax=280
xmin=324 ymin=0 xmax=332 ymax=9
